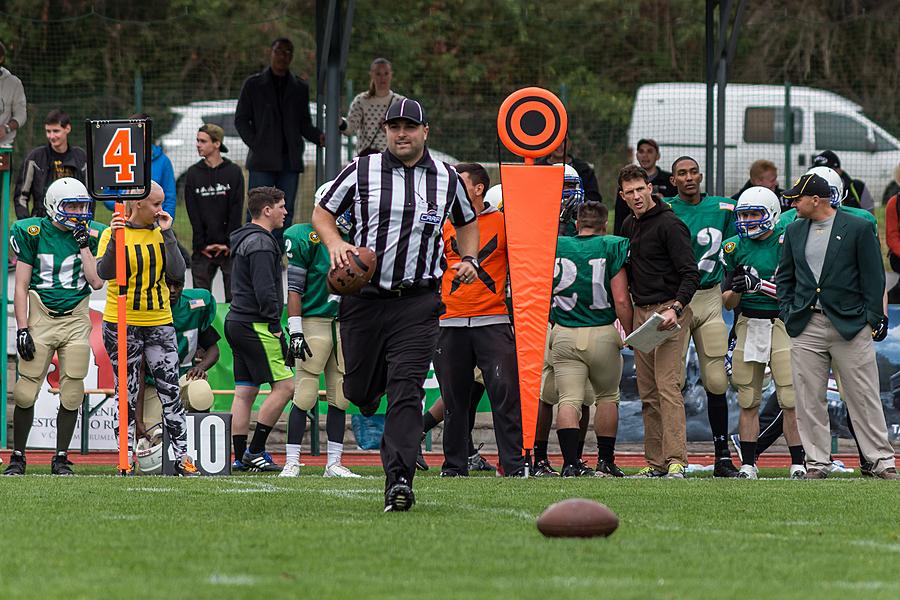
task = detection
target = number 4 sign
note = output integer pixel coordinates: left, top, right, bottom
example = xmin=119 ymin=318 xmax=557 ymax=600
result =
xmin=84 ymin=118 xmax=152 ymax=200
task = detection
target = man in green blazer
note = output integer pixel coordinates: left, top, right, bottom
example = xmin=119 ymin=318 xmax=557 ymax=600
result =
xmin=776 ymin=173 xmax=898 ymax=479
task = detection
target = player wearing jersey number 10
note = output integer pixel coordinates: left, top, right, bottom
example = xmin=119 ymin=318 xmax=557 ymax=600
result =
xmin=549 ymin=202 xmax=633 ymax=477
xmin=666 ymin=156 xmax=740 ymax=477
xmin=5 ymin=178 xmax=105 ymax=476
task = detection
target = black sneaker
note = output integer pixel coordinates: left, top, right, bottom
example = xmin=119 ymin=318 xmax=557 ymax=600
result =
xmin=51 ymin=453 xmax=75 ymax=476
xmin=860 ymin=461 xmax=875 ymax=477
xmin=467 ymin=451 xmax=496 ymax=472
xmin=595 ymin=458 xmax=625 ymax=478
xmin=505 ymin=467 xmax=528 ymax=478
xmin=532 ymin=459 xmax=560 ymax=477
xmin=3 ymin=451 xmax=26 ymax=476
xmin=415 ymin=434 xmax=429 ymax=471
xmin=713 ymin=458 xmax=740 ymax=478
xmin=241 ymin=450 xmax=281 ymax=472
xmin=561 ymin=462 xmax=595 ymax=477
xmin=384 ymin=478 xmax=415 ymax=512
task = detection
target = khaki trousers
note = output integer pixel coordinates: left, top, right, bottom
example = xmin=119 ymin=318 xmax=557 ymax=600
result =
xmin=634 ymin=301 xmax=692 ymax=470
xmin=790 ymin=313 xmax=896 ymax=474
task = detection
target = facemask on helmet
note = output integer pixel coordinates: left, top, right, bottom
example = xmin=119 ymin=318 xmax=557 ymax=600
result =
xmin=135 ymin=424 xmax=164 ymax=475
xmin=556 ymin=163 xmax=584 ymax=222
xmin=314 ymin=179 xmax=351 ymax=234
xmin=735 ymin=186 xmax=780 ymax=239
xmin=805 ymin=166 xmax=845 ymax=208
xmin=44 ymin=177 xmax=94 ymax=229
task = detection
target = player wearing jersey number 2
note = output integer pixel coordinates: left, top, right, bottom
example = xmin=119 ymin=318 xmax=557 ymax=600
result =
xmin=5 ymin=178 xmax=105 ymax=476
xmin=666 ymin=156 xmax=740 ymax=477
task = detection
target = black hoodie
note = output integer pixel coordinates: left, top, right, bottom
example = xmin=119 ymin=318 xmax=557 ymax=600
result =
xmin=621 ymin=200 xmax=698 ymax=307
xmin=226 ymin=223 xmax=283 ymax=326
xmin=184 ymin=157 xmax=245 ymax=251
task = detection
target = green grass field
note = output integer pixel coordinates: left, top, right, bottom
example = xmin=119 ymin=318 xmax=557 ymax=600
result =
xmin=1 ymin=467 xmax=898 ymax=599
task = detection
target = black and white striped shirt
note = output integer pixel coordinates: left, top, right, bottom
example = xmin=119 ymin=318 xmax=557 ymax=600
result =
xmin=319 ymin=149 xmax=477 ymax=291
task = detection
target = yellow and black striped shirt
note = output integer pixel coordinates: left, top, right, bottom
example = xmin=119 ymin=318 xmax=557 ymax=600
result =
xmin=98 ymin=225 xmax=172 ymax=326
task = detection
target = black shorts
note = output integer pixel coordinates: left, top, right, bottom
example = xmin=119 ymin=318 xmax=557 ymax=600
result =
xmin=224 ymin=319 xmax=293 ymax=387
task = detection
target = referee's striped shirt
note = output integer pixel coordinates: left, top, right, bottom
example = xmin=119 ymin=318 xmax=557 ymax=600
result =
xmin=319 ymin=149 xmax=477 ymax=291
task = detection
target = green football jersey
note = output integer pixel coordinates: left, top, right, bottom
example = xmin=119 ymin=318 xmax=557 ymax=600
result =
xmin=720 ymin=231 xmax=782 ymax=312
xmin=9 ymin=217 xmax=107 ymax=313
xmin=284 ymin=223 xmax=342 ymax=319
xmin=779 ymin=206 xmax=877 ymax=235
xmin=551 ymin=234 xmax=629 ymax=327
xmin=666 ymin=195 xmax=737 ymax=288
xmin=172 ymin=288 xmax=217 ymax=373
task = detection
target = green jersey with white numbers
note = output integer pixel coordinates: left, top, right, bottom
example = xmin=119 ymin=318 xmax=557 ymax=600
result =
xmin=9 ymin=217 xmax=107 ymax=313
xmin=284 ymin=223 xmax=342 ymax=319
xmin=172 ymin=288 xmax=218 ymax=373
xmin=720 ymin=230 xmax=783 ymax=312
xmin=666 ymin=195 xmax=736 ymax=289
xmin=551 ymin=234 xmax=629 ymax=327
xmin=779 ymin=206 xmax=877 ymax=234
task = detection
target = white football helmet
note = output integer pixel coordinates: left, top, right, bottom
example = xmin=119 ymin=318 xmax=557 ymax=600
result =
xmin=556 ymin=163 xmax=585 ymax=222
xmin=484 ymin=184 xmax=503 ymax=211
xmin=805 ymin=166 xmax=846 ymax=207
xmin=44 ymin=177 xmax=94 ymax=229
xmin=735 ymin=186 xmax=780 ymax=239
xmin=315 ymin=179 xmax=352 ymax=234
xmin=135 ymin=424 xmax=164 ymax=475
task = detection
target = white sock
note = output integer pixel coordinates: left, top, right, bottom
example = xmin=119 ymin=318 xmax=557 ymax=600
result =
xmin=285 ymin=443 xmax=301 ymax=465
xmin=327 ymin=441 xmax=343 ymax=467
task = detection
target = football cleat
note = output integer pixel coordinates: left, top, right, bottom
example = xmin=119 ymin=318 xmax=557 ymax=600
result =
xmin=241 ymin=450 xmax=281 ymax=472
xmin=666 ymin=463 xmax=686 ymax=479
xmin=468 ymin=451 xmax=496 ymax=472
xmin=279 ymin=462 xmax=301 ymax=478
xmin=633 ymin=466 xmax=666 ymax=478
xmin=595 ymin=459 xmax=625 ymax=478
xmin=737 ymin=464 xmax=758 ymax=479
xmin=384 ymin=478 xmax=415 ymax=512
xmin=789 ymin=464 xmax=807 ymax=479
xmin=3 ymin=451 xmax=26 ymax=476
xmin=713 ymin=458 xmax=740 ymax=478
xmin=174 ymin=455 xmax=200 ymax=477
xmin=561 ymin=463 xmax=595 ymax=477
xmin=231 ymin=459 xmax=249 ymax=472
xmin=531 ymin=459 xmax=560 ymax=477
xmin=324 ymin=463 xmax=361 ymax=478
xmin=51 ymin=453 xmax=75 ymax=476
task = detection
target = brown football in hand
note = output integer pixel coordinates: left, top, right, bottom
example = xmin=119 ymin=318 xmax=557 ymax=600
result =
xmin=328 ymin=247 xmax=377 ymax=295
xmin=536 ymin=498 xmax=619 ymax=538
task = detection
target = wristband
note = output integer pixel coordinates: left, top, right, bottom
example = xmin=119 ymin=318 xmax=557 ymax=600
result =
xmin=288 ymin=316 xmax=303 ymax=335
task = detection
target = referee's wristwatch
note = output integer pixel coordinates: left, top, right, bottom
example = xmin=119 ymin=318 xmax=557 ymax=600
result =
xmin=669 ymin=302 xmax=684 ymax=318
xmin=461 ymin=255 xmax=479 ymax=269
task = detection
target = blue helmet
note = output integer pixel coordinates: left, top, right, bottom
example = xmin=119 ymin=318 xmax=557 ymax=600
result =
xmin=556 ymin=163 xmax=584 ymax=222
xmin=735 ymin=186 xmax=780 ymax=239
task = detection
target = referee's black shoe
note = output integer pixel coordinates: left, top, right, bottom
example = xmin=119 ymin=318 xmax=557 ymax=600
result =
xmin=713 ymin=458 xmax=740 ymax=478
xmin=384 ymin=478 xmax=415 ymax=512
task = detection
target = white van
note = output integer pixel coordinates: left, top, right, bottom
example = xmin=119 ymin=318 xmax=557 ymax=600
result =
xmin=628 ymin=83 xmax=900 ymax=202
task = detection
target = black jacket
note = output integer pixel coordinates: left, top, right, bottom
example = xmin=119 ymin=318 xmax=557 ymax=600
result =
xmin=184 ymin=158 xmax=245 ymax=251
xmin=14 ymin=144 xmax=88 ymax=219
xmin=621 ymin=200 xmax=698 ymax=307
xmin=536 ymin=155 xmax=602 ymax=204
xmin=234 ymin=67 xmax=322 ymax=172
xmin=227 ymin=223 xmax=283 ymax=325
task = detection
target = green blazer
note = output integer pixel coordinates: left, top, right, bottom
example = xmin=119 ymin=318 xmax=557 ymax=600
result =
xmin=776 ymin=209 xmax=885 ymax=340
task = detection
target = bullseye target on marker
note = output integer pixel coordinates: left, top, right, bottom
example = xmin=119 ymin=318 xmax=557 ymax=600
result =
xmin=497 ymin=87 xmax=568 ymax=159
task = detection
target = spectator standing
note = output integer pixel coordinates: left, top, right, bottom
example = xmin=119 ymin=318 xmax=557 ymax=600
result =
xmin=0 ymin=41 xmax=26 ymax=146
xmin=884 ymin=190 xmax=900 ymax=303
xmin=537 ymin=134 xmax=602 ymax=204
xmin=777 ymin=173 xmax=897 ymax=479
xmin=618 ymin=165 xmax=698 ymax=478
xmin=234 ymin=37 xmax=324 ymax=247
xmin=881 ymin=163 xmax=900 ymax=207
xmin=731 ymin=159 xmax=786 ymax=211
xmin=14 ymin=110 xmax=86 ymax=220
xmin=312 ymin=99 xmax=479 ymax=511
xmin=812 ymin=150 xmax=874 ymax=213
xmin=184 ymin=124 xmax=244 ymax=302
xmin=341 ymin=58 xmax=404 ymax=156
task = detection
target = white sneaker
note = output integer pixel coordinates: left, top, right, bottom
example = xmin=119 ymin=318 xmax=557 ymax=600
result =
xmin=324 ymin=463 xmax=361 ymax=478
xmin=789 ymin=464 xmax=807 ymax=479
xmin=737 ymin=464 xmax=758 ymax=479
xmin=279 ymin=462 xmax=301 ymax=477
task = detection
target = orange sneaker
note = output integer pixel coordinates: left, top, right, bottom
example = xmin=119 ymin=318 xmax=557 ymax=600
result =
xmin=175 ymin=456 xmax=200 ymax=477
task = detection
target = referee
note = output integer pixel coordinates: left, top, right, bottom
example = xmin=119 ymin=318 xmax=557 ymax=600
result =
xmin=312 ymin=99 xmax=479 ymax=511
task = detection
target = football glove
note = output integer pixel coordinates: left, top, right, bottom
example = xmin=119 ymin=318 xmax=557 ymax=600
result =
xmin=16 ymin=328 xmax=35 ymax=361
xmin=731 ymin=266 xmax=761 ymax=294
xmin=872 ymin=316 xmax=889 ymax=342
xmin=287 ymin=332 xmax=313 ymax=362
xmin=73 ymin=224 xmax=90 ymax=249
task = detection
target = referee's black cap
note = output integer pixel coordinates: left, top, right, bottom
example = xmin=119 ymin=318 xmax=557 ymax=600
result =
xmin=384 ymin=98 xmax=428 ymax=125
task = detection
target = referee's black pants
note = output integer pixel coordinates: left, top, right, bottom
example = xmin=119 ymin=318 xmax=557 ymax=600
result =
xmin=433 ymin=324 xmax=525 ymax=476
xmin=340 ymin=289 xmax=442 ymax=489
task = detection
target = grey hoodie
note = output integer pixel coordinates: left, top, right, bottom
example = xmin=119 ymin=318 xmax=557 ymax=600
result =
xmin=226 ymin=223 xmax=283 ymax=326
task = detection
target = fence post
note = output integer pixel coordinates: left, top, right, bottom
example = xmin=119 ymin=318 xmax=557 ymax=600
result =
xmin=783 ymin=80 xmax=792 ymax=189
xmin=1 ymin=145 xmax=12 ymax=449
xmin=345 ymin=79 xmax=354 ymax=160
xmin=134 ymin=70 xmax=143 ymax=114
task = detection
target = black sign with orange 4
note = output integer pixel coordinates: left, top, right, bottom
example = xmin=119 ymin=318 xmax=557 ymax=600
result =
xmin=84 ymin=118 xmax=152 ymax=200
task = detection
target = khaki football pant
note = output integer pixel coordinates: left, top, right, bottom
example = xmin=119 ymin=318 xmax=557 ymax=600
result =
xmin=682 ymin=286 xmax=729 ymax=394
xmin=550 ymin=324 xmax=623 ymax=410
xmin=540 ymin=325 xmax=594 ymax=406
xmin=731 ymin=315 xmax=794 ymax=409
xmin=143 ymin=374 xmax=214 ymax=429
xmin=14 ymin=292 xmax=91 ymax=411
xmin=293 ymin=317 xmax=346 ymax=411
